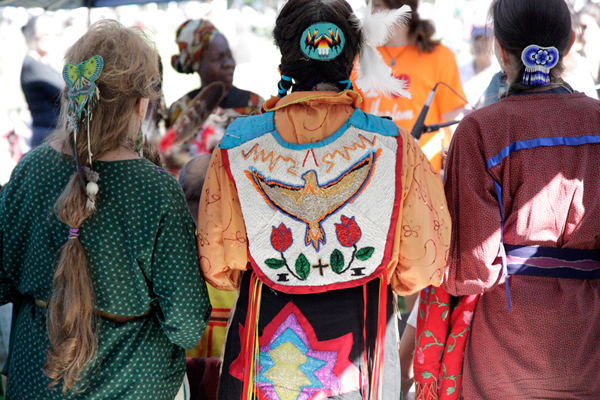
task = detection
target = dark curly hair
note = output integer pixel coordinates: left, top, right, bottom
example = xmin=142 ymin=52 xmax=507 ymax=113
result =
xmin=273 ymin=0 xmax=363 ymax=94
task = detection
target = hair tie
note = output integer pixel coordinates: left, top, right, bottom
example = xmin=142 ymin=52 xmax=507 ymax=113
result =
xmin=277 ymin=75 xmax=294 ymax=97
xmin=69 ymin=228 xmax=79 ymax=240
xmin=338 ymin=79 xmax=352 ymax=90
xmin=521 ymin=45 xmax=559 ymax=87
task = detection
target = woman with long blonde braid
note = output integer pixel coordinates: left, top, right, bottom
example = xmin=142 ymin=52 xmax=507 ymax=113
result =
xmin=0 ymin=20 xmax=211 ymax=399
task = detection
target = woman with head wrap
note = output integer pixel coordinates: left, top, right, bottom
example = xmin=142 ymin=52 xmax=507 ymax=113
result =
xmin=160 ymin=19 xmax=264 ymax=174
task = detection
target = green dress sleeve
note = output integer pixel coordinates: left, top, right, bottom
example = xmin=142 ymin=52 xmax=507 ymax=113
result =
xmin=0 ymin=184 xmax=19 ymax=306
xmin=0 ymin=181 xmax=21 ymax=379
xmin=152 ymin=193 xmax=211 ymax=350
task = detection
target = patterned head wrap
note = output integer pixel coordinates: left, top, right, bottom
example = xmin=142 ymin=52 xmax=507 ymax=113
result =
xmin=171 ymin=19 xmax=218 ymax=74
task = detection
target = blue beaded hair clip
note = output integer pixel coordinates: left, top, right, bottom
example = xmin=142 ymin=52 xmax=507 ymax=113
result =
xmin=521 ymin=45 xmax=559 ymax=87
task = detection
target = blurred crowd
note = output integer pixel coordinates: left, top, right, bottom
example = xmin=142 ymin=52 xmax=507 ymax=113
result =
xmin=0 ymin=0 xmax=281 ymax=184
xmin=2 ymin=0 xmax=600 ymax=185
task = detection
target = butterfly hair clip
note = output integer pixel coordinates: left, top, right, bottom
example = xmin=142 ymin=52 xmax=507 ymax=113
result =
xmin=63 ymin=55 xmax=103 ymax=210
xmin=63 ymin=55 xmax=104 ymax=165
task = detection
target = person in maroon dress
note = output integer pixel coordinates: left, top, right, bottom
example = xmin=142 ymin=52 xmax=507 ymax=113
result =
xmin=426 ymin=0 xmax=600 ymax=398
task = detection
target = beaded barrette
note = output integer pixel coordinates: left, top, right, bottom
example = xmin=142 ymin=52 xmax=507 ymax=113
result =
xmin=521 ymin=45 xmax=559 ymax=87
xmin=300 ymin=22 xmax=345 ymax=61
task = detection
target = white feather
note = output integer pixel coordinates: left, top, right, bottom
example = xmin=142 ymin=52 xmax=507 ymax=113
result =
xmin=355 ymin=2 xmax=412 ymax=98
xmin=86 ymin=198 xmax=96 ymax=211
xmin=355 ymin=45 xmax=411 ymax=99
xmin=359 ymin=3 xmax=411 ymax=47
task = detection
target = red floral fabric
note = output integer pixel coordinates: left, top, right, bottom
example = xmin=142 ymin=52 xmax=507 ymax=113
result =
xmin=414 ymin=286 xmax=479 ymax=400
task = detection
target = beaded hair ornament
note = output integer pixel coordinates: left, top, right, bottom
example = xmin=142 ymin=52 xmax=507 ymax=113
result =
xmin=63 ymin=55 xmax=103 ymax=210
xmin=276 ymin=22 xmax=348 ymax=97
xmin=300 ymin=22 xmax=346 ymax=61
xmin=521 ymin=44 xmax=559 ymax=86
xmin=276 ymin=4 xmax=411 ymax=99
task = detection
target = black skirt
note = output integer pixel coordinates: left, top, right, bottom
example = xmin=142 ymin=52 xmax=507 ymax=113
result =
xmin=218 ymin=270 xmax=401 ymax=400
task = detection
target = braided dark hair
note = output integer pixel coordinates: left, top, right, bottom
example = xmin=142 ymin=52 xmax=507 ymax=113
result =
xmin=273 ymin=0 xmax=363 ymax=95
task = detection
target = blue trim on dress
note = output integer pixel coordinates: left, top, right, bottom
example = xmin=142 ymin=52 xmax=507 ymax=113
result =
xmin=493 ymin=180 xmax=511 ymax=312
xmin=507 ymin=264 xmax=600 ymax=279
xmin=220 ymin=108 xmax=398 ymax=150
xmin=270 ymin=108 xmax=398 ymax=150
xmin=504 ymin=244 xmax=600 ymax=262
xmin=505 ymin=245 xmax=600 ymax=279
xmin=486 ymin=135 xmax=600 ymax=169
xmin=487 ymin=134 xmax=600 ymax=311
xmin=219 ymin=113 xmax=276 ymax=149
xmin=347 ymin=109 xmax=399 ymax=137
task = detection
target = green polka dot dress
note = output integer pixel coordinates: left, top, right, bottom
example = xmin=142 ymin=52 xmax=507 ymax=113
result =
xmin=0 ymin=144 xmax=211 ymax=399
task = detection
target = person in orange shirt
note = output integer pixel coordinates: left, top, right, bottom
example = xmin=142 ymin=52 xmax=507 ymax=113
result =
xmin=353 ymin=0 xmax=466 ymax=172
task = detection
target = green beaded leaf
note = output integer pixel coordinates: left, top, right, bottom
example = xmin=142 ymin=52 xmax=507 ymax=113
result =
xmin=295 ymin=254 xmax=310 ymax=280
xmin=356 ymin=247 xmax=374 ymax=261
xmin=265 ymin=258 xmax=285 ymax=269
xmin=330 ymin=249 xmax=345 ymax=274
xmin=442 ymin=310 xmax=448 ymax=321
xmin=447 ymin=387 xmax=456 ymax=395
xmin=421 ymin=371 xmax=433 ymax=379
xmin=424 ymin=330 xmax=434 ymax=337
